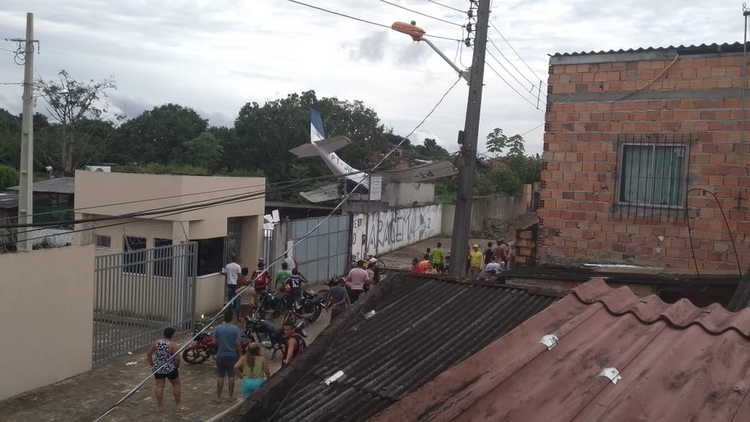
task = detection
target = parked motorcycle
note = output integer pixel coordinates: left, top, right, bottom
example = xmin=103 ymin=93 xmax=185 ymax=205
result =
xmin=244 ymin=314 xmax=306 ymax=359
xmin=257 ymin=290 xmax=285 ymax=320
xmin=182 ymin=314 xmax=253 ymax=365
xmin=297 ymin=288 xmax=327 ymax=323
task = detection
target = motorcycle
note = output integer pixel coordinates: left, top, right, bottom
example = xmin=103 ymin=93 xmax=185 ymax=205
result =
xmin=245 ymin=314 xmax=307 ymax=359
xmin=182 ymin=314 xmax=253 ymax=365
xmin=257 ymin=289 xmax=285 ymax=320
xmin=297 ymin=288 xmax=327 ymax=323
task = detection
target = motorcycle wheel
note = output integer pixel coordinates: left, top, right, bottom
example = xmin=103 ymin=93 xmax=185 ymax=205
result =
xmin=182 ymin=348 xmax=207 ymax=364
xmin=308 ymin=306 xmax=322 ymax=323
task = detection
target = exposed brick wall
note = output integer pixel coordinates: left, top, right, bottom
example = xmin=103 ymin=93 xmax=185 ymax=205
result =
xmin=539 ymin=51 xmax=750 ymax=272
xmin=514 ymin=224 xmax=538 ymax=266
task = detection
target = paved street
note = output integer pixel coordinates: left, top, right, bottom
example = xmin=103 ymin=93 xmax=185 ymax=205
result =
xmin=0 ymin=310 xmax=331 ymax=422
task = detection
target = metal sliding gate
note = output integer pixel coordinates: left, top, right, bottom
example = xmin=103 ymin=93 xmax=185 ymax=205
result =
xmin=93 ymin=242 xmax=197 ymax=364
xmin=288 ymin=215 xmax=350 ymax=283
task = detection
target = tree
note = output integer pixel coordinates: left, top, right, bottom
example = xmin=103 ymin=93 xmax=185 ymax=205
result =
xmin=486 ymin=128 xmax=525 ymax=157
xmin=180 ymin=132 xmax=223 ymax=169
xmin=35 ymin=70 xmax=119 ymax=176
xmin=0 ymin=165 xmax=19 ymax=189
xmin=414 ymin=138 xmax=450 ymax=160
xmin=110 ymin=103 xmax=208 ymax=165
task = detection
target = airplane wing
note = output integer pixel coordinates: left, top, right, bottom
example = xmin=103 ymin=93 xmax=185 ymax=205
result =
xmin=377 ymin=160 xmax=457 ymax=183
xmin=299 ymin=183 xmax=343 ymax=203
xmin=289 ymin=136 xmax=351 ymax=158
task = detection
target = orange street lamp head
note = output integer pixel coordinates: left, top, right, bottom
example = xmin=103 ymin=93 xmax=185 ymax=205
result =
xmin=391 ymin=21 xmax=425 ymax=42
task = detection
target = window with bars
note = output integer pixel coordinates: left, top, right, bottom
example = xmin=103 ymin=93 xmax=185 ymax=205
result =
xmin=153 ymin=238 xmax=173 ymax=277
xmin=618 ymin=143 xmax=687 ymax=208
xmin=123 ymin=236 xmax=147 ymax=274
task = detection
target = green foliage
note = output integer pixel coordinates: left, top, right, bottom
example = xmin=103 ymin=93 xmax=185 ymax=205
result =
xmin=180 ymin=132 xmax=223 ymax=169
xmin=414 ymin=138 xmax=450 ymax=159
xmin=110 ymin=103 xmax=208 ymax=166
xmin=0 ymin=165 xmax=19 ymax=189
xmin=486 ymin=128 xmax=525 ymax=157
xmin=115 ymin=163 xmax=211 ymax=176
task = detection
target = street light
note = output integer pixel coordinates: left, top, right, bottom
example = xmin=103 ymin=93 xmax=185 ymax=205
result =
xmin=391 ymin=21 xmax=469 ymax=83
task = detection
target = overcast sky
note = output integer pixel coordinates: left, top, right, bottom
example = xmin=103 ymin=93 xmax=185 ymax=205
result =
xmin=0 ymin=0 xmax=745 ymax=157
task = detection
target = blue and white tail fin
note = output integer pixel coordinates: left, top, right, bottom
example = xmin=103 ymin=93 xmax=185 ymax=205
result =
xmin=311 ymin=109 xmax=325 ymax=143
xmin=290 ymin=108 xmax=351 ymax=158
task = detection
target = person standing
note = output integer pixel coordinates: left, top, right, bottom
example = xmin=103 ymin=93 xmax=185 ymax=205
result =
xmin=146 ymin=327 xmax=183 ymax=413
xmin=468 ymin=244 xmax=484 ymax=281
xmin=283 ymin=253 xmax=297 ymax=271
xmin=326 ymin=277 xmax=350 ymax=322
xmin=274 ymin=262 xmax=292 ymax=291
xmin=221 ymin=256 xmax=242 ymax=316
xmin=212 ymin=310 xmax=242 ymax=403
xmin=283 ymin=321 xmax=307 ymax=366
xmin=237 ymin=267 xmax=256 ymax=322
xmin=484 ymin=242 xmax=495 ymax=266
xmin=251 ymin=261 xmax=271 ymax=308
xmin=346 ymin=260 xmax=370 ymax=303
xmin=431 ymin=242 xmax=444 ymax=273
xmin=285 ymin=268 xmax=307 ymax=311
xmin=233 ymin=343 xmax=270 ymax=399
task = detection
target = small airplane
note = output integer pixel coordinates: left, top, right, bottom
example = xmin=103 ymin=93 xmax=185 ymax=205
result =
xmin=290 ymin=109 xmax=458 ymax=203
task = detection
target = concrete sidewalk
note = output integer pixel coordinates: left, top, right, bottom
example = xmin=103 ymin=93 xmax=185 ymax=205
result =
xmin=0 ymin=314 xmax=330 ymax=422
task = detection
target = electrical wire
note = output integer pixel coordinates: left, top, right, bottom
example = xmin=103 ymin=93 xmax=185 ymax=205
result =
xmin=485 ymin=57 xmax=544 ymax=110
xmin=520 ymin=122 xmax=544 ymax=137
xmin=487 ymin=36 xmax=541 ymax=92
xmin=92 ymin=76 xmax=461 ymax=422
xmin=684 ymin=188 xmax=743 ymax=279
xmin=485 ymin=48 xmax=538 ymax=101
xmin=379 ymin=0 xmax=463 ymax=27
xmin=286 ymin=0 xmax=461 ymax=42
xmin=488 ymin=20 xmax=546 ymax=86
xmin=6 ymin=168 xmax=368 ymax=221
xmin=260 ymin=76 xmax=462 ymax=422
xmin=426 ymin=0 xmax=467 ymax=14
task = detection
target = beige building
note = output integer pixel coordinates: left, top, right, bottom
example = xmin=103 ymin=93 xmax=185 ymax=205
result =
xmin=74 ymin=170 xmax=266 ymax=313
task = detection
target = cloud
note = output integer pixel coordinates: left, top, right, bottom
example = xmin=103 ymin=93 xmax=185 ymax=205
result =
xmin=347 ymin=31 xmax=389 ymax=62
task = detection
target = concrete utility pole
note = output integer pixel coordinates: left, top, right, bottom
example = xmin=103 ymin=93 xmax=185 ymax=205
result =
xmin=449 ymin=0 xmax=490 ymax=278
xmin=18 ymin=12 xmax=35 ymax=252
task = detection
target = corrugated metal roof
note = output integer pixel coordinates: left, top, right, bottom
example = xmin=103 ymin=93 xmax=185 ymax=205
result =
xmin=371 ymin=277 xmax=750 ymax=422
xmin=553 ymin=41 xmax=749 ymax=57
xmin=235 ymin=275 xmax=558 ymax=422
xmin=6 ymin=177 xmax=75 ymax=194
xmin=0 ymin=192 xmax=18 ymax=210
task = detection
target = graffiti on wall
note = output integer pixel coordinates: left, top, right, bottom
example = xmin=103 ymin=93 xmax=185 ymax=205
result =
xmin=351 ymin=204 xmax=441 ymax=260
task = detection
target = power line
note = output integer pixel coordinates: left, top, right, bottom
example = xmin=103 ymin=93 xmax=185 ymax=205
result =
xmin=286 ymin=0 xmax=461 ymax=41
xmin=426 ymin=0 xmax=467 ymax=14
xmin=485 ymin=60 xmax=541 ymax=110
xmin=379 ymin=0 xmax=463 ymax=27
xmin=485 ymin=50 xmax=544 ymax=109
xmin=520 ymin=122 xmax=544 ymax=137
xmin=485 ymin=49 xmax=537 ymax=101
xmin=487 ymin=36 xmax=540 ymax=92
xmin=488 ymin=19 xmax=546 ymax=86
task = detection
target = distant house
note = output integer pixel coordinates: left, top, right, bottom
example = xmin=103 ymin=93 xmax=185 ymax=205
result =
xmin=372 ymin=278 xmax=750 ymax=422
xmin=537 ymin=42 xmax=750 ymax=272
xmin=5 ymin=177 xmax=75 ymax=227
xmin=222 ymin=274 xmax=560 ymax=422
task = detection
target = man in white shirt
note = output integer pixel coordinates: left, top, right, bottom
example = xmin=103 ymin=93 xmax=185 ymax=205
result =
xmin=221 ymin=256 xmax=242 ymax=315
xmin=283 ymin=254 xmax=297 ymax=271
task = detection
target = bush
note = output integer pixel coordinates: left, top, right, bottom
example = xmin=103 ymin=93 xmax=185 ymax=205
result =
xmin=0 ymin=165 xmax=19 ymax=189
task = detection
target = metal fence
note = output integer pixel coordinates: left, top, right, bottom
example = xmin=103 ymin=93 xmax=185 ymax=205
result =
xmin=288 ymin=215 xmax=351 ymax=283
xmin=262 ymin=225 xmax=275 ymax=264
xmin=93 ymin=242 xmax=197 ymax=364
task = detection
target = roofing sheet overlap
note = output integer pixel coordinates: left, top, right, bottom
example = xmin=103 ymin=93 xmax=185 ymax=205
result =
xmin=553 ymin=41 xmax=749 ymax=57
xmin=370 ymin=278 xmax=750 ymax=422
xmin=264 ymin=276 xmax=558 ymax=422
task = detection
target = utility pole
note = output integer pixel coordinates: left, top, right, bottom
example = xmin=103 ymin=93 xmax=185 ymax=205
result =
xmin=18 ymin=12 xmax=35 ymax=252
xmin=449 ymin=0 xmax=490 ymax=278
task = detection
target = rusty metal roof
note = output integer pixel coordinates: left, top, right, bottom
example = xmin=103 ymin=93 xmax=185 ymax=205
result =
xmin=553 ymin=42 xmax=750 ymax=57
xmin=370 ymin=277 xmax=750 ymax=422
xmin=228 ymin=275 xmax=559 ymax=422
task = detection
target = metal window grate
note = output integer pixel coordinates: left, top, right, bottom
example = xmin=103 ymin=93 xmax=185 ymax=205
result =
xmin=615 ymin=133 xmax=691 ymax=222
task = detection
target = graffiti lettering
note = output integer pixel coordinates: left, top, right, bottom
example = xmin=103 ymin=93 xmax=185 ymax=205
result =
xmin=351 ymin=205 xmax=441 ymax=258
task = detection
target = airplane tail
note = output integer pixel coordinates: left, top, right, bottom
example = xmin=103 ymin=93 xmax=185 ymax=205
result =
xmin=311 ymin=108 xmax=325 ymax=143
xmin=290 ymin=109 xmax=351 ymax=158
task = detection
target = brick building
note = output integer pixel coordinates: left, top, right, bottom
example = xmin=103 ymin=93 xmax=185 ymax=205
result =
xmin=537 ymin=42 xmax=750 ymax=272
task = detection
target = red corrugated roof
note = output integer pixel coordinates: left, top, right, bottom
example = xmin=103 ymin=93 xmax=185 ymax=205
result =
xmin=369 ymin=278 xmax=750 ymax=422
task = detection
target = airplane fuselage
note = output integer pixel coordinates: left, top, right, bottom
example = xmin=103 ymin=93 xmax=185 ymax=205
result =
xmin=312 ymin=142 xmax=370 ymax=193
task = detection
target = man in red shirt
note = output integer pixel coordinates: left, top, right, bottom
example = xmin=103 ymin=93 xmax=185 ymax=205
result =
xmin=251 ymin=261 xmax=271 ymax=308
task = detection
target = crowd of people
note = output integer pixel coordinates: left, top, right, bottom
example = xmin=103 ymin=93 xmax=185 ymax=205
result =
xmin=411 ymin=239 xmax=512 ymax=281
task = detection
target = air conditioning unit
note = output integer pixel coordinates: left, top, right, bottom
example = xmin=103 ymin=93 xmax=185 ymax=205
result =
xmin=85 ymin=166 xmax=111 ymax=172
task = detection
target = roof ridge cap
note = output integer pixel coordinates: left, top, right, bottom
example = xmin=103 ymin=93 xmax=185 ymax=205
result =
xmin=572 ymin=278 xmax=750 ymax=338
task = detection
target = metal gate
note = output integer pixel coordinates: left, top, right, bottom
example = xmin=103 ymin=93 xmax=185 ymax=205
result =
xmin=93 ymin=242 xmax=197 ymax=364
xmin=288 ymin=215 xmax=350 ymax=283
